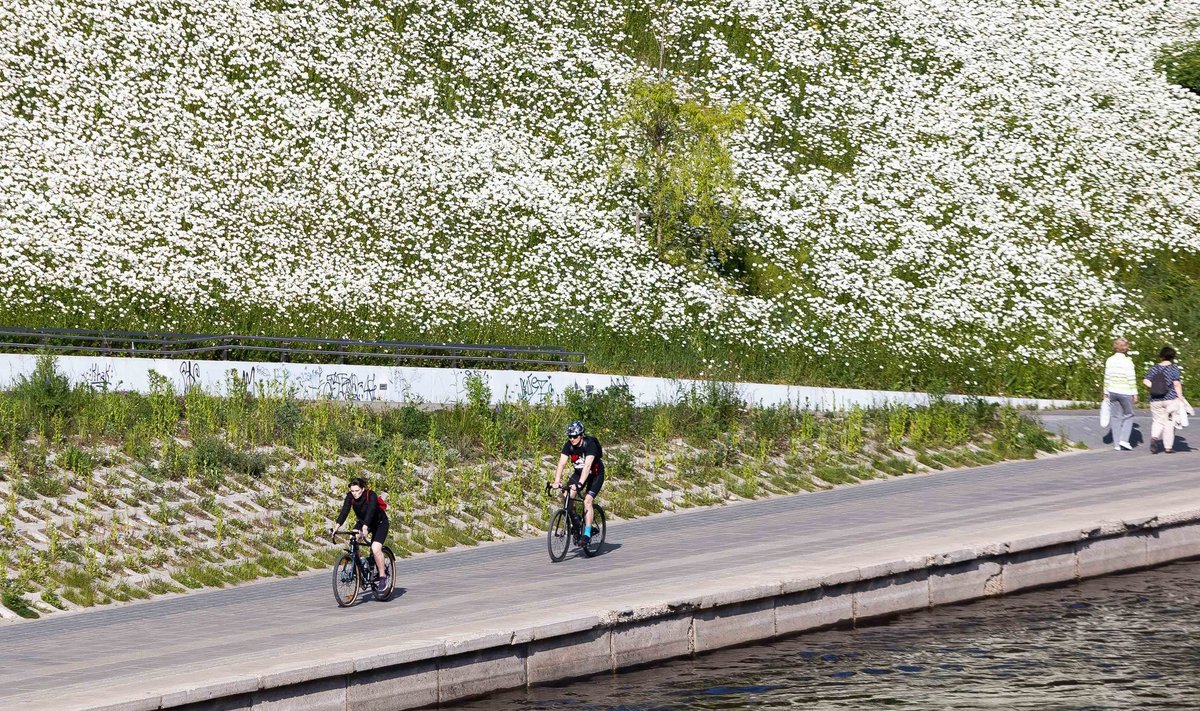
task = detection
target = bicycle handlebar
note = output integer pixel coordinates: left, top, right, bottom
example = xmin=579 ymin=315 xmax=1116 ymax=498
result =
xmin=547 ymin=481 xmax=585 ymax=500
xmin=331 ymin=529 xmax=375 ymax=544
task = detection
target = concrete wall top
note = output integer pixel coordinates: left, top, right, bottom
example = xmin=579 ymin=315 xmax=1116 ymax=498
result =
xmin=0 ymin=354 xmax=1077 ymax=410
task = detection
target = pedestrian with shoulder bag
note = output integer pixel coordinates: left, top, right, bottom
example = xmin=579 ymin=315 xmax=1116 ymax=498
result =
xmin=1101 ymin=337 xmax=1136 ymax=450
xmin=1143 ymin=346 xmax=1185 ymax=454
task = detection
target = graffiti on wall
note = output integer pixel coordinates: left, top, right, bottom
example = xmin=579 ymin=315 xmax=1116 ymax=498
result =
xmin=179 ymin=361 xmax=201 ymax=388
xmin=82 ymin=363 xmax=115 ymax=391
xmin=517 ymin=373 xmax=555 ymax=402
xmin=316 ymin=372 xmax=378 ymax=401
xmin=290 ymin=367 xmax=379 ymax=402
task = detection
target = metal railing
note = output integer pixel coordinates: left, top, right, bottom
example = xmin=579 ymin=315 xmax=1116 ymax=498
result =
xmin=0 ymin=327 xmax=586 ymax=370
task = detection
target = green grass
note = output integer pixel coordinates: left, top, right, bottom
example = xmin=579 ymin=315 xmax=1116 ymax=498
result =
xmin=2 ymin=584 xmax=39 ymax=619
xmin=105 ymin=582 xmax=151 ymax=602
xmin=254 ymin=553 xmax=295 ymax=577
xmin=173 ymin=565 xmax=229 ymax=589
xmin=39 ymin=589 xmax=64 ymax=609
xmin=142 ymin=577 xmax=184 ymax=596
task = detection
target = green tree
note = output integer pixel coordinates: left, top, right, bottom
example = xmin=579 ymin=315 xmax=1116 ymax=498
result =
xmin=1156 ymin=41 xmax=1200 ymax=94
xmin=612 ymin=78 xmax=750 ymax=263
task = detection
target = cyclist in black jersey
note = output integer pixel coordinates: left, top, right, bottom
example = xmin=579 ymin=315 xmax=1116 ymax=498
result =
xmin=331 ymin=476 xmax=390 ymax=590
xmin=552 ymin=421 xmax=604 ymax=543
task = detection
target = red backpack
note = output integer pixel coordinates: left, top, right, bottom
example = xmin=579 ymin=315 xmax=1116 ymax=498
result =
xmin=368 ymin=489 xmax=388 ymax=512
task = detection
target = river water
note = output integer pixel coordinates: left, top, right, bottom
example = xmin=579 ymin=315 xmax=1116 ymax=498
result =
xmin=458 ymin=560 xmax=1200 ymax=710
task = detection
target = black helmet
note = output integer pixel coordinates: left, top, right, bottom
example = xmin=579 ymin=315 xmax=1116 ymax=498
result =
xmin=566 ymin=421 xmax=585 ymax=437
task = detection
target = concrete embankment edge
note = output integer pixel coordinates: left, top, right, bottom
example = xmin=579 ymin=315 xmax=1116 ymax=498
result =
xmin=82 ymin=509 xmax=1200 ymax=711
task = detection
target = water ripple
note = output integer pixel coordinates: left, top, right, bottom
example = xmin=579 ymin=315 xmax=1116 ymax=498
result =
xmin=457 ymin=560 xmax=1200 ymax=710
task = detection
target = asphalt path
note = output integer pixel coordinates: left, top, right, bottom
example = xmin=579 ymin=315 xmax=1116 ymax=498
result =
xmin=1 ymin=416 xmax=1197 ymax=707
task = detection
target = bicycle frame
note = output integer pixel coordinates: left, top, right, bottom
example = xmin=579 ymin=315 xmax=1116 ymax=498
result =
xmin=335 ymin=531 xmax=380 ymax=580
xmin=546 ymin=484 xmax=585 ymax=541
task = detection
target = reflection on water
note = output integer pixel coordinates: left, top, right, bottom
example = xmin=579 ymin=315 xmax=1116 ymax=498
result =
xmin=458 ymin=560 xmax=1200 ymax=710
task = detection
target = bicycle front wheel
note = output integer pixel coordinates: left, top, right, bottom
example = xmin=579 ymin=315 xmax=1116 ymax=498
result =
xmin=583 ymin=505 xmax=607 ymax=558
xmin=547 ymin=509 xmax=570 ymax=562
xmin=374 ymin=546 xmax=397 ymax=601
xmin=332 ymin=553 xmax=360 ymax=607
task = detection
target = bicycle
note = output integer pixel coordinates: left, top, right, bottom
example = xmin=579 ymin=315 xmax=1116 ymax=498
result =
xmin=331 ymin=530 xmax=396 ymax=606
xmin=545 ymin=482 xmax=606 ymax=561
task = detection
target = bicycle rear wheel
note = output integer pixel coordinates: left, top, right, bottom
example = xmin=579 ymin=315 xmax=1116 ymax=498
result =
xmin=547 ymin=509 xmax=570 ymax=562
xmin=582 ymin=505 xmax=606 ymax=558
xmin=374 ymin=546 xmax=397 ymax=601
xmin=332 ymin=553 xmax=360 ymax=607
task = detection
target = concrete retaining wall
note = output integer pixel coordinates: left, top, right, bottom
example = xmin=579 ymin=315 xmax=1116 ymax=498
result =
xmin=0 ymin=353 xmax=1076 ymax=410
xmin=105 ymin=511 xmax=1200 ymax=711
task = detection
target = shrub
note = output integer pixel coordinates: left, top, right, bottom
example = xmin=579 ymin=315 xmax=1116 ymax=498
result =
xmin=0 ymin=398 xmax=32 ymax=449
xmin=564 ymin=382 xmax=636 ymax=439
xmin=11 ymin=355 xmax=79 ymax=436
xmin=611 ymin=78 xmax=751 ymax=262
xmin=335 ymin=429 xmax=377 ymax=453
xmin=147 ymin=371 xmax=181 ymax=438
xmin=184 ymin=387 xmax=220 ymax=437
xmin=191 ymin=436 xmax=231 ymax=470
xmin=28 ymin=470 xmax=67 ymax=498
xmin=992 ymin=406 xmax=1057 ymax=457
xmin=463 ymin=373 xmax=492 ymax=415
xmin=1156 ymin=41 xmax=1200 ymax=94
xmin=274 ymin=398 xmax=303 ymax=439
xmin=886 ymin=406 xmax=908 ymax=448
xmin=235 ymin=449 xmax=268 ymax=479
xmin=909 ymin=408 xmax=932 ymax=445
xmin=61 ymin=446 xmax=95 ymax=479
xmin=674 ymin=380 xmax=742 ymax=442
xmin=750 ymin=405 xmax=792 ymax=444
xmin=381 ymin=404 xmax=432 ymax=439
xmin=192 ymin=436 xmax=266 ymax=479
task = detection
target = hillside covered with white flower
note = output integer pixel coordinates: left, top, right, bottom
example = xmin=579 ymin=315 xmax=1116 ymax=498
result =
xmin=1 ymin=0 xmax=1198 ymax=396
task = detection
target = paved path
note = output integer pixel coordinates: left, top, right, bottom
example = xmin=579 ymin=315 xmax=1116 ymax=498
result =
xmin=1 ymin=436 xmax=1197 ymax=709
xmin=1036 ymin=409 xmax=1169 ymax=451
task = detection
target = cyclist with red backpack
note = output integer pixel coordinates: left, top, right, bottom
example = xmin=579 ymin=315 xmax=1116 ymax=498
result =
xmin=331 ymin=477 xmax=390 ymax=590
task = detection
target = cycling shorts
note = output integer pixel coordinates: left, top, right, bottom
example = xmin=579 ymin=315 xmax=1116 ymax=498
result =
xmin=356 ymin=516 xmax=388 ymax=545
xmin=568 ymin=471 xmax=604 ymax=498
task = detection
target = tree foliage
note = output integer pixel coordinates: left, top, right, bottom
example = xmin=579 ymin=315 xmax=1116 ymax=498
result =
xmin=1155 ymin=40 xmax=1200 ymax=94
xmin=612 ymin=78 xmax=750 ymax=263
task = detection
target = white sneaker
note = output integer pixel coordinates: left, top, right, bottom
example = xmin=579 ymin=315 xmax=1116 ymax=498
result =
xmin=1119 ymin=441 xmax=1133 ymax=450
xmin=1114 ymin=444 xmax=1121 ymax=451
